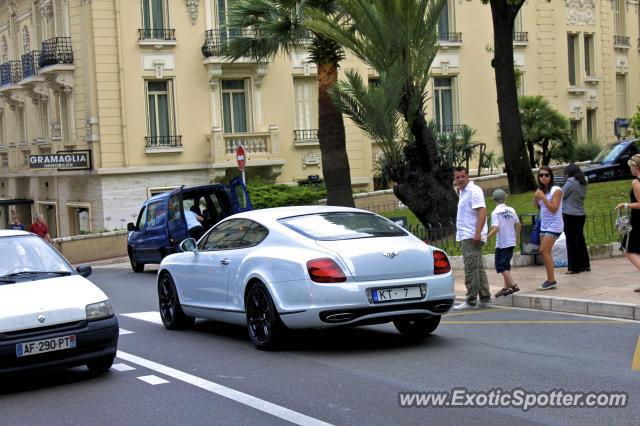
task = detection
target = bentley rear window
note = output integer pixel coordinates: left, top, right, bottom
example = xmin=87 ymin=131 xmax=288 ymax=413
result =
xmin=280 ymin=212 xmax=407 ymax=241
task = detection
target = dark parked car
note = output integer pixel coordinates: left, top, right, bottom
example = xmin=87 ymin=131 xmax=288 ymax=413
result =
xmin=127 ymin=178 xmax=251 ymax=272
xmin=582 ymin=138 xmax=640 ymax=183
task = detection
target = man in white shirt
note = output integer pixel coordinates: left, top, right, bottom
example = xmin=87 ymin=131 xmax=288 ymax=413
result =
xmin=185 ymin=206 xmax=205 ymax=241
xmin=453 ymin=167 xmax=490 ymax=310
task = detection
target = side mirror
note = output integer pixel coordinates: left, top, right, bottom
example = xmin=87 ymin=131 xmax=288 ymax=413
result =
xmin=76 ymin=264 xmax=92 ymax=278
xmin=127 ymin=222 xmax=136 ymax=232
xmin=180 ymin=238 xmax=198 ymax=254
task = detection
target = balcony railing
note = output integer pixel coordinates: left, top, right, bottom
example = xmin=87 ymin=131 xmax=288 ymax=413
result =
xmin=21 ymin=51 xmax=40 ymax=79
xmin=145 ymin=135 xmax=182 ymax=148
xmin=39 ymin=37 xmax=74 ymax=68
xmin=294 ymin=129 xmax=318 ymax=141
xmin=613 ymin=35 xmax=630 ymax=47
xmin=438 ymin=124 xmax=466 ymax=135
xmin=438 ymin=32 xmax=462 ymax=43
xmin=202 ymin=29 xmax=257 ymax=58
xmin=1 ymin=61 xmax=23 ymax=86
xmin=138 ymin=28 xmax=176 ymax=41
xmin=224 ymin=133 xmax=270 ymax=154
xmin=513 ymin=32 xmax=528 ymax=42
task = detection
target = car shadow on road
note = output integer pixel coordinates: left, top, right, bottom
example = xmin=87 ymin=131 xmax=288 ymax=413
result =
xmin=192 ymin=319 xmax=452 ymax=353
xmin=0 ymin=368 xmax=112 ymax=395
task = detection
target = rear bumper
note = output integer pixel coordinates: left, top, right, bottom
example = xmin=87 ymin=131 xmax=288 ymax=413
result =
xmin=269 ymin=273 xmax=455 ymax=329
xmin=0 ymin=316 xmax=119 ymax=374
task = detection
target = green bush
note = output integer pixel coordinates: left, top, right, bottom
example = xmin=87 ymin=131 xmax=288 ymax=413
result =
xmin=573 ymin=143 xmax=602 ymax=161
xmin=247 ymin=182 xmax=327 ymax=209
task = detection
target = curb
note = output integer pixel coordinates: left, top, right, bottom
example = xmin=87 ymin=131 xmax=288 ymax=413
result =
xmin=455 ymin=294 xmax=640 ymax=321
xmin=82 ymin=256 xmax=129 ymax=267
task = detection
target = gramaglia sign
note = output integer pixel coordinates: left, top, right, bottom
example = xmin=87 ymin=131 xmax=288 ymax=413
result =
xmin=29 ymin=150 xmax=91 ymax=170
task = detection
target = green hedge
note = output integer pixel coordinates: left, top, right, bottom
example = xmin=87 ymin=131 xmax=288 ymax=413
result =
xmin=247 ymin=182 xmax=327 ymax=209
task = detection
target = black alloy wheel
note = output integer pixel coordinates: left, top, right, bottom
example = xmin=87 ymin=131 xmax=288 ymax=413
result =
xmin=393 ymin=316 xmax=441 ymax=339
xmin=246 ymin=283 xmax=283 ymax=350
xmin=128 ymin=247 xmax=144 ymax=273
xmin=158 ymin=273 xmax=194 ymax=330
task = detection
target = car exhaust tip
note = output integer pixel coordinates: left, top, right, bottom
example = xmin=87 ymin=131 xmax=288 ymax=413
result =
xmin=323 ymin=313 xmax=357 ymax=323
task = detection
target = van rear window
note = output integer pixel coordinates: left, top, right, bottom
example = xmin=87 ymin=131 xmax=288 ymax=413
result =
xmin=279 ymin=212 xmax=407 ymax=241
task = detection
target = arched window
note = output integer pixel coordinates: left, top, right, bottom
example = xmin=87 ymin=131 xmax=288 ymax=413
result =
xmin=1 ymin=37 xmax=8 ymax=62
xmin=22 ymin=27 xmax=30 ymax=54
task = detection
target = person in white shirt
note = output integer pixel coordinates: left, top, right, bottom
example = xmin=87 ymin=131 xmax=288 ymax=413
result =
xmin=453 ymin=166 xmax=490 ymax=310
xmin=486 ymin=189 xmax=521 ymax=297
xmin=534 ymin=165 xmax=564 ymax=291
xmin=185 ymin=206 xmax=205 ymax=241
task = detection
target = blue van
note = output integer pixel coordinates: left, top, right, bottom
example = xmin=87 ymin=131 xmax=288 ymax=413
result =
xmin=126 ymin=177 xmax=251 ymax=273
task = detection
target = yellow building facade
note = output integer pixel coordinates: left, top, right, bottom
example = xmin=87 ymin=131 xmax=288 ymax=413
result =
xmin=0 ymin=0 xmax=638 ymax=236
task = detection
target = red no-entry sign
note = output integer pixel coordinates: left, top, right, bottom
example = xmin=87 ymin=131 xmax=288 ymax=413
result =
xmin=236 ymin=145 xmax=246 ymax=172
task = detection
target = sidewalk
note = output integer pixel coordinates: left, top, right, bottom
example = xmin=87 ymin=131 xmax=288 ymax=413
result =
xmin=452 ymin=256 xmax=640 ymax=320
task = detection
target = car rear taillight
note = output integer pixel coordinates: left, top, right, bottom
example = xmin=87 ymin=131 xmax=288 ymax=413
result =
xmin=433 ymin=250 xmax=451 ymax=275
xmin=307 ymin=258 xmax=347 ymax=283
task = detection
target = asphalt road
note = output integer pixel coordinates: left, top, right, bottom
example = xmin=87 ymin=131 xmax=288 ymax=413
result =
xmin=1 ymin=264 xmax=639 ymax=425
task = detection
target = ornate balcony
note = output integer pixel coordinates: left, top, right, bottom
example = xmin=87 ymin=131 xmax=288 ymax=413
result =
xmin=145 ymin=135 xmax=182 ymax=148
xmin=21 ymin=51 xmax=40 ymax=79
xmin=513 ymin=32 xmax=528 ymax=45
xmin=437 ymin=124 xmax=466 ymax=137
xmin=202 ymin=29 xmax=259 ymax=61
xmin=293 ymin=129 xmax=319 ymax=146
xmin=1 ymin=61 xmax=22 ymax=87
xmin=209 ymin=125 xmax=284 ymax=175
xmin=437 ymin=32 xmax=462 ymax=49
xmin=39 ymin=37 xmax=73 ymax=68
xmin=139 ymin=28 xmax=175 ymax=41
xmin=613 ymin=35 xmax=630 ymax=49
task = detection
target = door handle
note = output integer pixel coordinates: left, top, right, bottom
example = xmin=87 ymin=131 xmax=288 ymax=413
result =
xmin=221 ymin=258 xmax=230 ymax=265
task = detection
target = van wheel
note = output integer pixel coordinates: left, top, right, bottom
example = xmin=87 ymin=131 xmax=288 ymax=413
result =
xmin=128 ymin=247 xmax=144 ymax=273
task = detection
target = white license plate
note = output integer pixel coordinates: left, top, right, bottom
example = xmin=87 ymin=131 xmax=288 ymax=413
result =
xmin=372 ymin=286 xmax=421 ymax=303
xmin=16 ymin=335 xmax=76 ymax=358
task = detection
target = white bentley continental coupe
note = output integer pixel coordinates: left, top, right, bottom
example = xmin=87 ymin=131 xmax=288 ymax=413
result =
xmin=157 ymin=206 xmax=455 ymax=349
xmin=0 ymin=230 xmax=118 ymax=374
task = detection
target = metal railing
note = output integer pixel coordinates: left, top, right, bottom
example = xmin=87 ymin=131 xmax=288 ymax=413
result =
xmin=438 ymin=32 xmax=462 ymax=43
xmin=1 ymin=61 xmax=22 ymax=86
xmin=138 ymin=28 xmax=176 ymax=41
xmin=358 ymin=201 xmax=622 ymax=256
xmin=513 ymin=32 xmax=528 ymax=42
xmin=438 ymin=124 xmax=466 ymax=136
xmin=145 ymin=135 xmax=182 ymax=148
xmin=294 ymin=129 xmax=318 ymax=140
xmin=21 ymin=51 xmax=40 ymax=79
xmin=202 ymin=29 xmax=257 ymax=57
xmin=39 ymin=37 xmax=73 ymax=68
xmin=613 ymin=35 xmax=630 ymax=47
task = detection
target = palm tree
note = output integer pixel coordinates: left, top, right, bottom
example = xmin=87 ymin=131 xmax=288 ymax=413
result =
xmin=306 ymin=0 xmax=459 ymax=225
xmin=222 ymin=0 xmax=355 ymax=207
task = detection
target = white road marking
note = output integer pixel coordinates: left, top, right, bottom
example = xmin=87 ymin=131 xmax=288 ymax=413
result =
xmin=117 ymin=351 xmax=332 ymax=426
xmin=137 ymin=375 xmax=170 ymax=385
xmin=111 ymin=363 xmax=136 ymax=372
xmin=119 ymin=328 xmax=134 ymax=335
xmin=121 ymin=311 xmax=163 ymax=325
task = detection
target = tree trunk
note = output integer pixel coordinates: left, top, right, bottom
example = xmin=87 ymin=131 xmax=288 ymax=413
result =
xmin=317 ymin=63 xmax=355 ymax=207
xmin=527 ymin=142 xmax=536 ymax=167
xmin=490 ymin=0 xmax=536 ymax=194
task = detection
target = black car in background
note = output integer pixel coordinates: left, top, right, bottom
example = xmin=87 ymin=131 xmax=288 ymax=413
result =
xmin=582 ymin=138 xmax=640 ymax=183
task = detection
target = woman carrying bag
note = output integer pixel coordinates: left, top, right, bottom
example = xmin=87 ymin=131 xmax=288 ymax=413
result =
xmin=534 ymin=166 xmax=564 ymax=291
xmin=562 ymin=163 xmax=590 ymax=274
xmin=615 ymin=154 xmax=640 ymax=293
